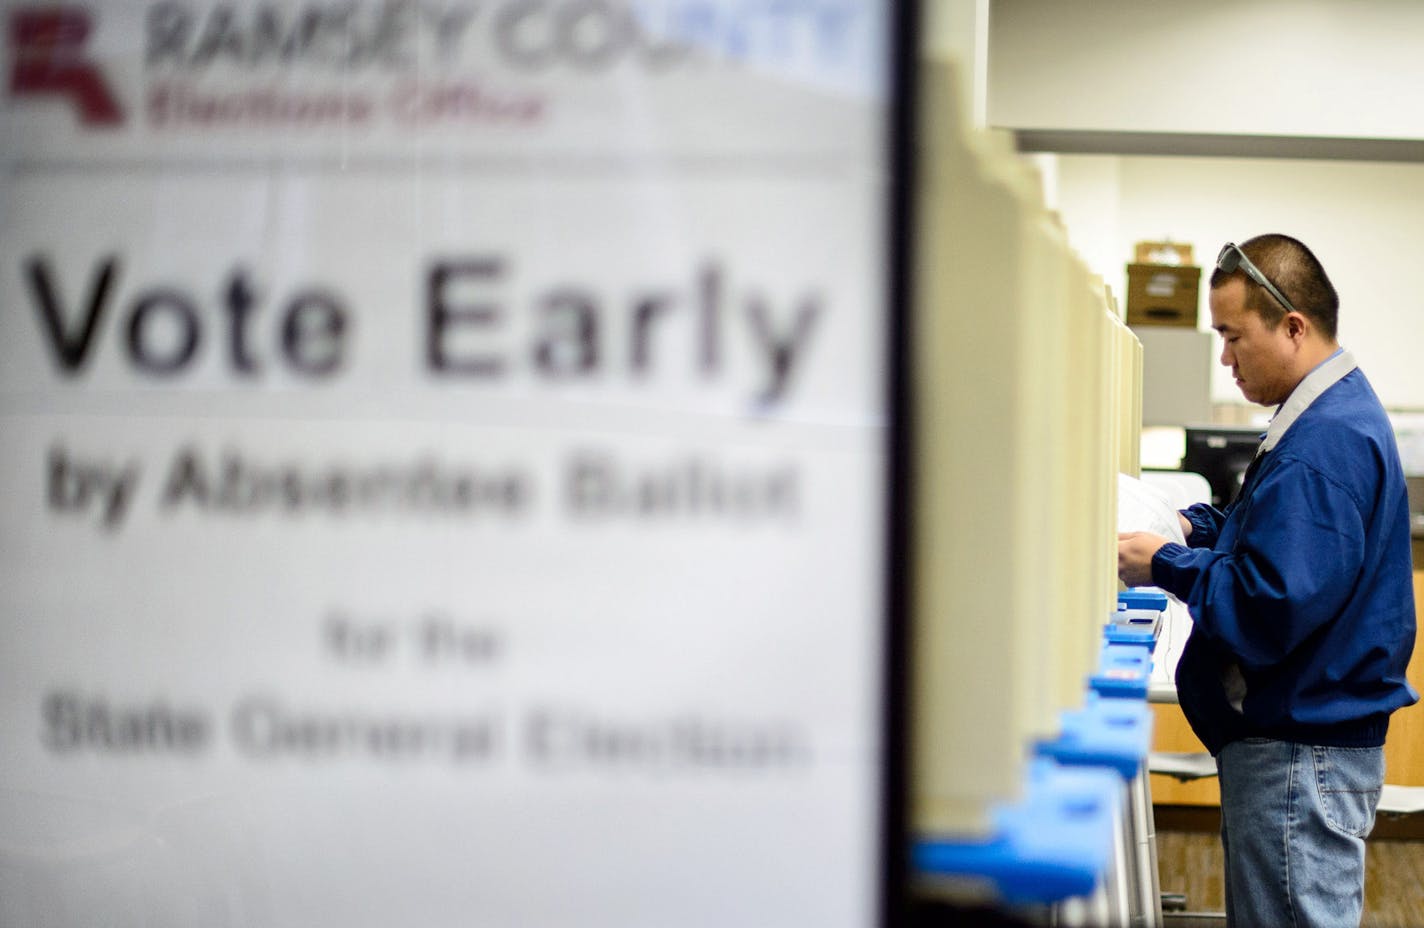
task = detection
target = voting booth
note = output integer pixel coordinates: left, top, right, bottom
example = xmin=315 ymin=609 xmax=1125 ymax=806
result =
xmin=911 ymin=57 xmax=1145 ymax=835
xmin=910 ymin=57 xmax=1159 ymax=926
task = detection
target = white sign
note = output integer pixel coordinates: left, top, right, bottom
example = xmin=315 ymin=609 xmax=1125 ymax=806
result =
xmin=0 ymin=3 xmax=898 ymax=926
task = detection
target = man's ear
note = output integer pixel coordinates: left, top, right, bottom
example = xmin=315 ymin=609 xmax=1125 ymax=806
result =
xmin=1286 ymin=312 xmax=1309 ymax=341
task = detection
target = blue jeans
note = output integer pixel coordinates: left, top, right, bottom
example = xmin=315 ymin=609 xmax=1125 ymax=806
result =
xmin=1216 ymin=738 xmax=1384 ymax=928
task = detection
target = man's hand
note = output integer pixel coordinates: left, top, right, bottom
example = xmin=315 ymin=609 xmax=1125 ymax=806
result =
xmin=1117 ymin=532 xmax=1169 ymax=588
xmin=1179 ymin=513 xmax=1192 ymax=539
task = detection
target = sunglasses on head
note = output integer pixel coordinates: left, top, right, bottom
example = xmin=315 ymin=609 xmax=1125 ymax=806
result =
xmin=1217 ymin=243 xmax=1300 ymax=316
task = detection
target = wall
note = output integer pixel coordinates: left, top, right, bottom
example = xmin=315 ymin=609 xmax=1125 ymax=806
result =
xmin=987 ymin=0 xmax=1424 ymax=142
xmin=980 ymin=0 xmax=1424 ymax=410
xmin=1050 ymin=154 xmax=1424 ymax=410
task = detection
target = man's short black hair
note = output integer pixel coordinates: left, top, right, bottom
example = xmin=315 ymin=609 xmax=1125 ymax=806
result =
xmin=1209 ymin=234 xmax=1339 ymax=339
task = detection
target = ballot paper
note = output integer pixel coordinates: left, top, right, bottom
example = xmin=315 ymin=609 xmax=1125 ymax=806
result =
xmin=1117 ymin=473 xmax=1187 ymax=546
xmin=1118 ymin=473 xmax=1193 ymax=686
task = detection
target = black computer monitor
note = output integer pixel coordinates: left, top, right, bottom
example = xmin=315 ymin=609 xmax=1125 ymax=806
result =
xmin=1181 ymin=425 xmax=1263 ymax=508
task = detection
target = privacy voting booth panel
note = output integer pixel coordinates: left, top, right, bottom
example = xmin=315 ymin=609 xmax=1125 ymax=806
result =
xmin=911 ymin=59 xmax=1132 ymax=839
xmin=0 ymin=4 xmax=911 ymax=926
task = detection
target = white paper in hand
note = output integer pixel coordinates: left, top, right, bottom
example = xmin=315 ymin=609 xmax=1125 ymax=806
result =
xmin=1117 ymin=473 xmax=1192 ymax=686
xmin=1118 ymin=473 xmax=1187 ymax=545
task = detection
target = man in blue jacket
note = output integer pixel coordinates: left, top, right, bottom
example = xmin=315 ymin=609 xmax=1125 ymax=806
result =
xmin=1118 ymin=234 xmax=1417 ymax=928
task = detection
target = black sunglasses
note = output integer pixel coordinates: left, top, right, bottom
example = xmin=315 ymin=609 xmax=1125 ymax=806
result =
xmin=1217 ymin=243 xmax=1300 ymax=316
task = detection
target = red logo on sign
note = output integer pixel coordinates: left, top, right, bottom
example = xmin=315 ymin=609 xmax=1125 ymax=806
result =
xmin=9 ymin=7 xmax=123 ymax=126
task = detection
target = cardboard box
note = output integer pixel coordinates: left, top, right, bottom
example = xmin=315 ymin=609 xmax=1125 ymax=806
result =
xmin=1126 ymin=263 xmax=1200 ymax=327
xmin=1134 ymin=241 xmax=1194 ymax=265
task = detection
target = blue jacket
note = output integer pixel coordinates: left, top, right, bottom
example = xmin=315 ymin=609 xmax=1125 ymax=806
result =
xmin=1151 ymin=367 xmax=1417 ymax=755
